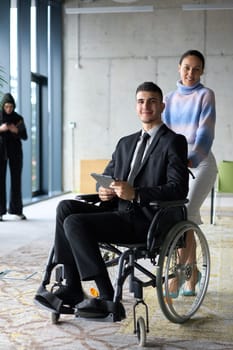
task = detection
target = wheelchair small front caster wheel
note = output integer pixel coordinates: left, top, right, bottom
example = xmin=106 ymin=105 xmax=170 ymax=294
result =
xmin=136 ymin=316 xmax=146 ymax=347
xmin=51 ymin=312 xmax=60 ymax=324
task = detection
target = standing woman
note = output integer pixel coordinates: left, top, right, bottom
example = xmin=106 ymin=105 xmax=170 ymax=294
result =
xmin=0 ymin=93 xmax=28 ymax=221
xmin=163 ymin=50 xmax=217 ymax=295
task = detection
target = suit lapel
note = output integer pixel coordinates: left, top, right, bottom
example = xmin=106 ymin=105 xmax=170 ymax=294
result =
xmin=122 ymin=131 xmax=141 ymax=179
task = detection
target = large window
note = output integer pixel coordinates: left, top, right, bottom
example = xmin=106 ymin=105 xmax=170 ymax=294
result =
xmin=31 ymin=79 xmax=40 ymax=194
xmin=0 ymin=0 xmax=63 ymax=203
xmin=30 ymin=2 xmax=40 ymax=195
xmin=10 ymin=0 xmax=18 ymax=102
xmin=31 ymin=0 xmax=37 ymax=73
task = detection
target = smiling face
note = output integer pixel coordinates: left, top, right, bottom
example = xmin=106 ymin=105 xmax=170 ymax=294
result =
xmin=136 ymin=90 xmax=165 ymax=130
xmin=178 ymin=54 xmax=204 ymax=87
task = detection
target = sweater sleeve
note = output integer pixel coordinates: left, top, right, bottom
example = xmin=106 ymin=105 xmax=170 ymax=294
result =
xmin=189 ymin=89 xmax=216 ymax=167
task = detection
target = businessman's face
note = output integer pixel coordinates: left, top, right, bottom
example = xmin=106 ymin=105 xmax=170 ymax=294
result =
xmin=136 ymin=91 xmax=165 ymax=129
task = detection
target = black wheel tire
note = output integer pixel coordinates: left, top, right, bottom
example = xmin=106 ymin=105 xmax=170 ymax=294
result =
xmin=51 ymin=312 xmax=60 ymax=324
xmin=136 ymin=316 xmax=146 ymax=347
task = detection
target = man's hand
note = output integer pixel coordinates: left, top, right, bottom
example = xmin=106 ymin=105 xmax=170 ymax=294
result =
xmin=110 ymin=181 xmax=135 ymax=201
xmin=98 ymin=186 xmax=116 ymax=202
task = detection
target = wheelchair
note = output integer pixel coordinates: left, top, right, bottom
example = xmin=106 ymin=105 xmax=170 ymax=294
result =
xmin=34 ymin=194 xmax=210 ymax=347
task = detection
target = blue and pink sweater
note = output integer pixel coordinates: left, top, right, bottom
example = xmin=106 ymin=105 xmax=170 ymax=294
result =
xmin=163 ymin=80 xmax=216 ymax=168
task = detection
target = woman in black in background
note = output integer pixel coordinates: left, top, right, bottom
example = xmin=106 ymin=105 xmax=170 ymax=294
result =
xmin=0 ymin=93 xmax=28 ymax=221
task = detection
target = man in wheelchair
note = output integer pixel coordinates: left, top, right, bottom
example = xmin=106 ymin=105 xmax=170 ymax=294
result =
xmin=35 ymin=81 xmax=189 ymax=320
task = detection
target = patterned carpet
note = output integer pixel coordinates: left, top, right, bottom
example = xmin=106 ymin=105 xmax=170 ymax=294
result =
xmin=0 ymin=238 xmax=139 ymax=350
xmin=1 ymin=220 xmax=233 ymax=349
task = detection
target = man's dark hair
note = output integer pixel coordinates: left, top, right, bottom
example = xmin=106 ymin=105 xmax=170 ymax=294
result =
xmin=136 ymin=82 xmax=163 ymax=101
xmin=179 ymin=49 xmax=205 ymax=70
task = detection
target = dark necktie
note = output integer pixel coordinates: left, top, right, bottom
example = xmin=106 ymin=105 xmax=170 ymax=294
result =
xmin=128 ymin=132 xmax=150 ymax=185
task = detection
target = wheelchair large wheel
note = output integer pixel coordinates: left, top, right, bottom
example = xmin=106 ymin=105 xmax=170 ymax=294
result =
xmin=156 ymin=221 xmax=210 ymax=324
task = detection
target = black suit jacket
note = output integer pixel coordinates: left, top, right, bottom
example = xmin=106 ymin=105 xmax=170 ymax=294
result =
xmin=102 ymin=124 xmax=189 ymax=217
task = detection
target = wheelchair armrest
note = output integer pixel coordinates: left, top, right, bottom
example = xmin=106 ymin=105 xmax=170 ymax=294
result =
xmin=75 ymin=193 xmax=100 ymax=203
xmin=149 ymin=199 xmax=188 ymax=209
xmin=147 ymin=199 xmax=188 ymax=253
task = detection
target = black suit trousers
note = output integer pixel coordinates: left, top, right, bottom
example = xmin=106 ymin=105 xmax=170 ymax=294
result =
xmin=54 ymin=199 xmax=150 ymax=281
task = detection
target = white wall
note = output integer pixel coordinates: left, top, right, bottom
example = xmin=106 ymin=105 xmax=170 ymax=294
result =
xmin=62 ymin=0 xmax=233 ymax=192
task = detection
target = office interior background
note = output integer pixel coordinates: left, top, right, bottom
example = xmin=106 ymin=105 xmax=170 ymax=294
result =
xmin=0 ymin=0 xmax=233 ymax=205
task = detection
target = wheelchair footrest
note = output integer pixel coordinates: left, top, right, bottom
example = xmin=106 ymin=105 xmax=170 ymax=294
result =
xmin=75 ymin=298 xmax=126 ymax=322
xmin=75 ymin=311 xmax=122 ymax=323
xmin=34 ymin=284 xmax=76 ymax=315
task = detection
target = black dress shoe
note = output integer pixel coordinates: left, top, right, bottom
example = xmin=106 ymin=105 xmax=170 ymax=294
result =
xmin=53 ymin=285 xmax=84 ymax=307
xmin=75 ymin=298 xmax=126 ymax=320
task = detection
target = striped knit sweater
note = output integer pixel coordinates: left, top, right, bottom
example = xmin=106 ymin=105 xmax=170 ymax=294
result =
xmin=163 ymin=80 xmax=216 ymax=168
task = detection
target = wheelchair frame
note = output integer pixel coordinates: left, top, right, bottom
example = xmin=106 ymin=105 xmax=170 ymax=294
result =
xmin=34 ymin=195 xmax=210 ymax=347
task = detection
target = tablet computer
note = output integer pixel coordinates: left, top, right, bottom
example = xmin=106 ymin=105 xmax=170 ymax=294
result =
xmin=91 ymin=173 xmax=114 ymax=188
